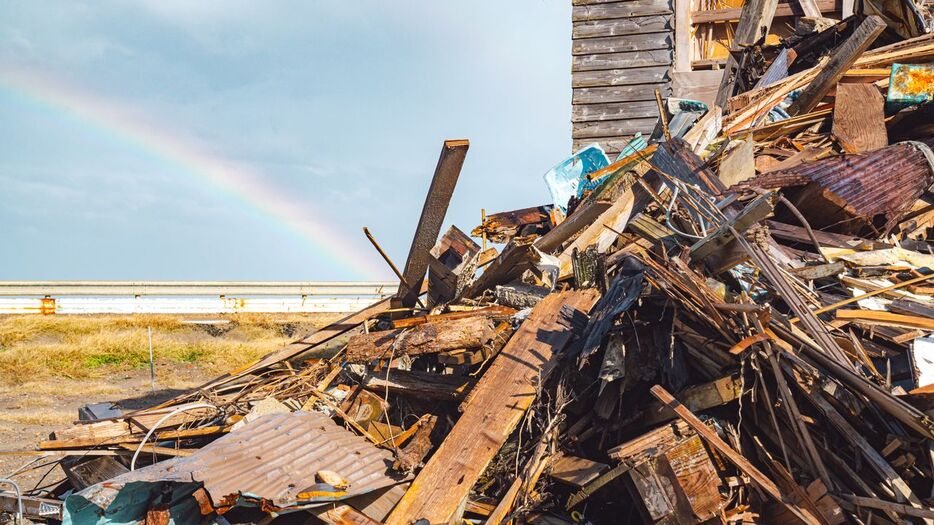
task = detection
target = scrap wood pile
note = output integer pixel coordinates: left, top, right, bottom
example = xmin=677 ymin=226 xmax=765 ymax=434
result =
xmin=6 ymin=15 xmax=934 ymax=525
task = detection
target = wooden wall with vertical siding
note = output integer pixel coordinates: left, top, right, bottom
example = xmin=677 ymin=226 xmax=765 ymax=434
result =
xmin=572 ymin=0 xmax=674 ymax=156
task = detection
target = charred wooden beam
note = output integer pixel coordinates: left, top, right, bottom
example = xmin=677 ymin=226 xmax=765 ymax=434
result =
xmin=344 ymin=316 xmax=495 ymax=363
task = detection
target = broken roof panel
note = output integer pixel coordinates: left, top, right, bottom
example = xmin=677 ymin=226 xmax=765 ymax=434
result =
xmin=64 ymin=411 xmax=403 ymax=525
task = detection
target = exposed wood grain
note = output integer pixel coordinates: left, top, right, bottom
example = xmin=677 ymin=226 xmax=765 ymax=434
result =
xmin=573 ymin=15 xmax=671 ymax=38
xmin=674 ymin=0 xmax=691 ymax=71
xmin=573 ymin=117 xmax=663 ymax=138
xmin=385 ymin=290 xmax=600 ymax=525
xmin=574 ymin=49 xmax=673 ymax=71
xmin=835 ymin=309 xmax=934 ymax=330
xmin=691 ymin=0 xmax=838 ymax=23
xmin=714 ymin=0 xmax=779 ymax=108
xmin=395 ymin=139 xmax=469 ymax=307
xmin=573 ymin=83 xmax=671 ymax=104
xmin=344 ymin=316 xmax=495 ymax=363
xmin=573 ymin=32 xmax=673 ymax=55
xmin=362 ymin=369 xmax=474 ymax=400
xmin=573 ymin=100 xmax=661 ymax=122
xmin=787 ymin=16 xmax=886 ymax=116
xmin=574 ymin=0 xmax=674 ymax=21
xmin=573 ymin=65 xmax=671 ymax=88
xmin=650 ymin=385 xmax=822 ymax=525
xmin=832 ymin=82 xmax=888 ymax=153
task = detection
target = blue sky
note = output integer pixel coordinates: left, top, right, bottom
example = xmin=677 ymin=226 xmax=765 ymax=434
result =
xmin=0 ymin=1 xmax=572 ymax=280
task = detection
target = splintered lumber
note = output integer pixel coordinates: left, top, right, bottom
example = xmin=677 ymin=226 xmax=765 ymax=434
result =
xmin=344 ymin=316 xmax=495 ymax=363
xmin=395 ymin=139 xmax=469 ymax=308
xmin=203 ymin=296 xmax=395 ymax=390
xmin=649 ymin=385 xmax=822 ymax=525
xmin=787 ymin=16 xmax=886 ymax=116
xmin=642 ymin=375 xmax=742 ymax=425
xmin=393 ymin=415 xmax=439 ymax=473
xmin=714 ymin=0 xmax=779 ymax=108
xmin=832 ymin=83 xmax=888 ymax=153
xmin=391 ymin=305 xmax=515 ymax=329
xmin=550 ymin=455 xmax=610 ymax=488
xmin=362 ymin=369 xmax=475 ymax=400
xmin=385 ymin=290 xmax=600 ymax=525
xmin=834 ymin=310 xmax=934 ymax=331
xmin=309 ymin=504 xmax=383 ymax=525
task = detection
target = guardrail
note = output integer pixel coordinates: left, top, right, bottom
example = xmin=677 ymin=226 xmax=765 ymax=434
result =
xmin=0 ymin=281 xmax=399 ymax=314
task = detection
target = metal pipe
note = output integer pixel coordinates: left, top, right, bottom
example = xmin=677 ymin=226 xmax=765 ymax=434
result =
xmin=130 ymin=403 xmax=217 ymax=471
xmin=0 ymin=478 xmax=23 ymax=525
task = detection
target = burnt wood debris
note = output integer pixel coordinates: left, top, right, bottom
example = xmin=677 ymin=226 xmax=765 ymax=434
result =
xmin=5 ymin=4 xmax=934 ymax=525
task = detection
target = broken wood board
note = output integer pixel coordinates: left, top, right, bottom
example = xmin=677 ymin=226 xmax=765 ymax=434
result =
xmin=832 ymin=82 xmax=888 ymax=153
xmin=344 ymin=316 xmax=495 ymax=363
xmin=384 ymin=289 xmax=600 ymax=524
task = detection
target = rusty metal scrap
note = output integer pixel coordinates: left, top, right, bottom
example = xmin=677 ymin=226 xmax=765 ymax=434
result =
xmin=11 ymin=17 xmax=934 ymax=525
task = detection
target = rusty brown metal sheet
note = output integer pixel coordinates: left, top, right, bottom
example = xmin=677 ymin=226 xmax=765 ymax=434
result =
xmin=735 ymin=141 xmax=934 ymax=232
xmin=70 ymin=412 xmax=404 ymax=514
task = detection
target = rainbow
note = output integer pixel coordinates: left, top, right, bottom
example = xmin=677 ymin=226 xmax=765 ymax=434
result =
xmin=0 ymin=65 xmax=387 ymax=279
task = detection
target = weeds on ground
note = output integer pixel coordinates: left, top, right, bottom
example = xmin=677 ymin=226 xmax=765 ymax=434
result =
xmin=0 ymin=313 xmax=338 ymax=385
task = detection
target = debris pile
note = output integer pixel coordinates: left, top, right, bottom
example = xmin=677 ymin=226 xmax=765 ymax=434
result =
xmin=5 ymin=15 xmax=934 ymax=525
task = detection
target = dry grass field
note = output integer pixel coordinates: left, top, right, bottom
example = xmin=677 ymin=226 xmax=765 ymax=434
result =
xmin=0 ymin=312 xmax=340 ymax=486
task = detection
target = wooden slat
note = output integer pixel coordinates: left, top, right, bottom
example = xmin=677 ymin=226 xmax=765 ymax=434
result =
xmin=573 ymin=15 xmax=671 ymax=38
xmin=788 ymin=16 xmax=886 ymax=116
xmin=573 ymin=100 xmax=661 ymax=122
xmin=573 ymin=33 xmax=673 ymax=55
xmin=574 ymin=117 xmax=661 ymax=138
xmin=573 ymin=83 xmax=671 ymax=104
xmin=650 ymin=385 xmax=823 ymax=525
xmin=574 ymin=0 xmax=673 ymax=21
xmin=573 ymin=49 xmax=673 ymax=71
xmin=573 ymin=138 xmax=655 ymax=155
xmin=691 ymin=0 xmax=838 ymax=23
xmin=832 ymin=82 xmax=888 ymax=153
xmin=385 ymin=290 xmax=601 ymax=524
xmin=573 ymin=65 xmax=670 ymax=88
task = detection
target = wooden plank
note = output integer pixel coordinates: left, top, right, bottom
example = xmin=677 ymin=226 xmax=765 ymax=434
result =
xmin=344 ymin=316 xmax=495 ymax=363
xmin=832 ymin=83 xmax=888 ymax=153
xmin=573 ymin=117 xmax=662 ymax=138
xmin=573 ymin=15 xmax=671 ymax=38
xmin=550 ymin=455 xmax=610 ymax=487
xmin=787 ymin=16 xmax=886 ymax=115
xmin=362 ymin=369 xmax=475 ymax=400
xmin=674 ymin=0 xmax=691 ymax=72
xmin=649 ymin=385 xmax=823 ymax=525
xmin=310 ymin=503 xmax=383 ymax=525
xmin=573 ymin=101 xmax=660 ymax=122
xmin=835 ymin=310 xmax=934 ymax=330
xmin=573 ymin=138 xmax=654 ymax=155
xmin=573 ymin=0 xmax=674 ymax=21
xmin=385 ymin=290 xmax=601 ymax=525
xmin=691 ymin=0 xmax=838 ymax=24
xmin=714 ymin=0 xmax=780 ymax=107
xmin=573 ymin=83 xmax=671 ymax=104
xmin=573 ymin=33 xmax=673 ymax=55
xmin=642 ymin=375 xmax=742 ymax=425
xmin=573 ymin=66 xmax=670 ymax=88
xmin=573 ymin=49 xmax=673 ymax=71
xmin=395 ymin=139 xmax=469 ymax=307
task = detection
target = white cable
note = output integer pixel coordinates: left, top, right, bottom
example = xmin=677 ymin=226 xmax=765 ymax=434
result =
xmin=130 ymin=403 xmax=217 ymax=471
xmin=0 ymin=478 xmax=23 ymax=525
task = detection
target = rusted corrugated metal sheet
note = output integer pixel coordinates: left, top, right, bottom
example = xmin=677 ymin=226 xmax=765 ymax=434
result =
xmin=735 ymin=141 xmax=934 ymax=233
xmin=64 ymin=412 xmax=404 ymax=524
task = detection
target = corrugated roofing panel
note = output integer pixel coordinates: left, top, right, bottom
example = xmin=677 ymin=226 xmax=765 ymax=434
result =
xmin=73 ymin=411 xmax=402 ymax=511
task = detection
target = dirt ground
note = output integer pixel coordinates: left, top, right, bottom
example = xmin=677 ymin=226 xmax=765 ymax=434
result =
xmin=0 ymin=361 xmax=221 ymax=491
xmin=0 ymin=313 xmax=340 ymax=493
